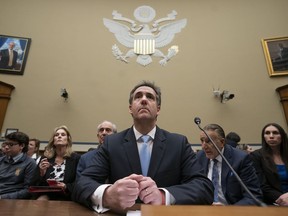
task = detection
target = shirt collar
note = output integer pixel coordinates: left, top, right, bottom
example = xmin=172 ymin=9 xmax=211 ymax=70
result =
xmin=12 ymin=153 xmax=24 ymax=162
xmin=133 ymin=126 xmax=156 ymax=141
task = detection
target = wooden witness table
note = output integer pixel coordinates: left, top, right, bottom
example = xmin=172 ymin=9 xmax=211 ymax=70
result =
xmin=0 ymin=200 xmax=287 ymax=216
xmin=0 ymin=199 xmax=118 ymax=216
xmin=141 ymin=205 xmax=287 ymax=216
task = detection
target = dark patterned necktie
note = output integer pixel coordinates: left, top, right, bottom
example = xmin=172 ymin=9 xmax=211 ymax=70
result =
xmin=212 ymin=159 xmax=219 ymax=202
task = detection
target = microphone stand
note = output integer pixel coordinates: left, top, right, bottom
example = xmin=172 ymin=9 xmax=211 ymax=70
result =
xmin=194 ymin=118 xmax=266 ymax=207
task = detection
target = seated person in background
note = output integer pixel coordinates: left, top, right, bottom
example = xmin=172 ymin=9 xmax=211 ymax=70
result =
xmin=237 ymin=143 xmax=253 ymax=154
xmin=226 ymin=132 xmax=253 ymax=153
xmin=197 ymin=124 xmax=263 ymax=205
xmin=35 ymin=145 xmax=48 ymax=164
xmin=225 ymin=132 xmax=241 ymax=148
xmin=0 ymin=142 xmax=8 ymax=157
xmin=76 ymin=120 xmax=117 ymax=178
xmin=0 ymin=132 xmax=37 ymax=199
xmin=72 ymin=81 xmax=213 ymax=214
xmin=250 ymin=123 xmax=288 ymax=206
xmin=31 ymin=125 xmax=80 ymax=200
xmin=27 ymin=138 xmax=40 ymax=161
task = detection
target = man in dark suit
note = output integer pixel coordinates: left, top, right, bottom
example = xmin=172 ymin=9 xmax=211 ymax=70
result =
xmin=76 ymin=120 xmax=117 ymax=179
xmin=0 ymin=41 xmax=18 ymax=69
xmin=73 ymin=81 xmax=214 ymax=213
xmin=197 ymin=124 xmax=263 ymax=205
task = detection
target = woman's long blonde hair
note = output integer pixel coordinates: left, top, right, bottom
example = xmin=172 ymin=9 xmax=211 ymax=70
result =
xmin=44 ymin=125 xmax=73 ymax=159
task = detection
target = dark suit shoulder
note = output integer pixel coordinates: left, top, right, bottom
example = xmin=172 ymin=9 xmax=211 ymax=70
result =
xmin=80 ymin=149 xmax=98 ymax=160
xmin=250 ymin=148 xmax=262 ymax=158
xmin=196 ymin=150 xmax=206 ymax=159
xmin=107 ymin=128 xmax=130 ymax=139
xmin=225 ymin=144 xmax=247 ymax=156
xmin=250 ymin=149 xmax=265 ymax=165
xmin=156 ymin=127 xmax=187 ymax=138
xmin=196 ymin=150 xmax=209 ymax=167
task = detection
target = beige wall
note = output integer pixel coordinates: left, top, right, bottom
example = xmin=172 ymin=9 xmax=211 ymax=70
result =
xmin=1 ymin=0 xmax=287 ymax=151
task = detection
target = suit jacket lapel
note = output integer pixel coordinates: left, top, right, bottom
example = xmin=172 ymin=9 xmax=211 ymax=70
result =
xmin=204 ymin=157 xmax=210 ymax=174
xmin=123 ymin=127 xmax=142 ymax=174
xmin=64 ymin=157 xmax=72 ymax=182
xmin=148 ymin=127 xmax=166 ymax=178
xmin=221 ymin=146 xmax=232 ymax=194
xmin=122 ymin=126 xmax=167 ymax=177
xmin=197 ymin=151 xmax=209 ymax=174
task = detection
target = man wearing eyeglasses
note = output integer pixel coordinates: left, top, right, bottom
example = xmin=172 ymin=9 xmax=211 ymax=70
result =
xmin=0 ymin=132 xmax=37 ymax=199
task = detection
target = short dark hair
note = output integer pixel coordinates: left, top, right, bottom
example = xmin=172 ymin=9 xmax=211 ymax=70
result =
xmin=129 ymin=80 xmax=161 ymax=106
xmin=5 ymin=132 xmax=29 ymax=153
xmin=226 ymin=132 xmax=241 ymax=143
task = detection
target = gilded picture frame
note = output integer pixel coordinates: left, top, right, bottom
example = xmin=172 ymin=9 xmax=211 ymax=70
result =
xmin=0 ymin=35 xmax=31 ymax=75
xmin=261 ymin=36 xmax=288 ymax=77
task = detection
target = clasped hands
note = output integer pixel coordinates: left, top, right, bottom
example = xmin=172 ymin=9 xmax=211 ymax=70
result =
xmin=103 ymin=174 xmax=163 ymax=212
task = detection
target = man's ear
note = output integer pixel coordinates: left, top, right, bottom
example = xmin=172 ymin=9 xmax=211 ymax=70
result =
xmin=156 ymin=106 xmax=161 ymax=115
xmin=129 ymin=105 xmax=132 ymax=114
xmin=220 ymin=138 xmax=225 ymax=147
xmin=19 ymin=143 xmax=25 ymax=150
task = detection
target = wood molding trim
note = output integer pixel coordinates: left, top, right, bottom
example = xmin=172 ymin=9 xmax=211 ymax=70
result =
xmin=0 ymin=81 xmax=15 ymax=132
xmin=276 ymin=84 xmax=288 ymax=127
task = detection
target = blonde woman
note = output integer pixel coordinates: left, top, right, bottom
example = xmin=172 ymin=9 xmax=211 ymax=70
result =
xmin=32 ymin=125 xmax=80 ymax=200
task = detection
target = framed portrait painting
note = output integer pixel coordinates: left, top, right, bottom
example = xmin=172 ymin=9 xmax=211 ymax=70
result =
xmin=0 ymin=35 xmax=31 ymax=75
xmin=261 ymin=36 xmax=288 ymax=77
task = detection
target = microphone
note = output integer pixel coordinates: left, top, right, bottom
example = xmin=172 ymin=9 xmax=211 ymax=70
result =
xmin=194 ymin=117 xmax=266 ymax=207
xmin=194 ymin=117 xmax=201 ymax=125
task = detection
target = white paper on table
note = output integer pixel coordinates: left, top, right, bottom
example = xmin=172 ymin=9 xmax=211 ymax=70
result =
xmin=126 ymin=210 xmax=141 ymax=216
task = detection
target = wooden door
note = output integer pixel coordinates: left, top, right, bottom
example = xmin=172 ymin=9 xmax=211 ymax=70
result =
xmin=0 ymin=81 xmax=15 ymax=132
xmin=276 ymin=84 xmax=288 ymax=127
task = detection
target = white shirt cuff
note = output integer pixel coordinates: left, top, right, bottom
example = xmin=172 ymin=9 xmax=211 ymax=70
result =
xmin=160 ymin=188 xmax=175 ymax=205
xmin=91 ymin=184 xmax=111 ymax=213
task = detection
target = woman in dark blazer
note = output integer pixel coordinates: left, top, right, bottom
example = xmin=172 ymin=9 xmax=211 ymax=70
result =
xmin=250 ymin=123 xmax=288 ymax=206
xmin=32 ymin=125 xmax=80 ymax=200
